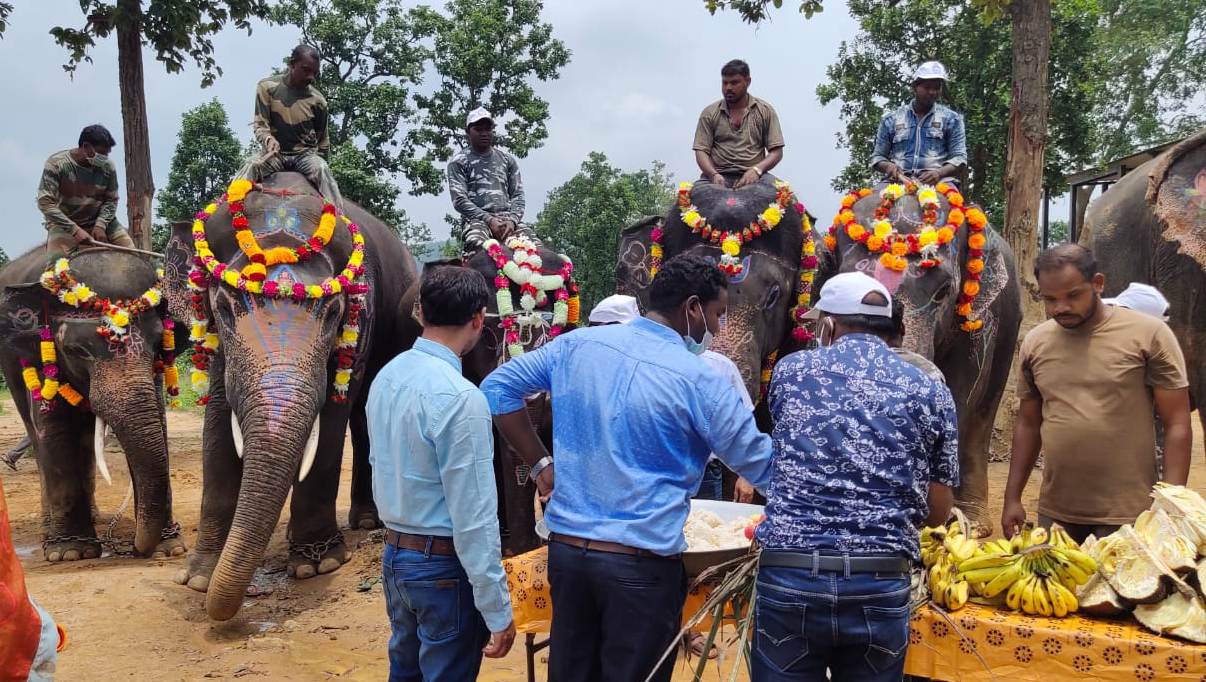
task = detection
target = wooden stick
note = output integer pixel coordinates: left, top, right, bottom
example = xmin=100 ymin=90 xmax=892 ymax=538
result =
xmin=84 ymin=240 xmax=164 ymax=259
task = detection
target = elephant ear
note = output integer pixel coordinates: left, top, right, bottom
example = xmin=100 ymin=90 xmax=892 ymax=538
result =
xmin=1147 ymin=128 xmax=1206 ymax=270
xmin=163 ymin=219 xmax=196 ymax=323
xmin=0 ymin=283 xmax=53 ymax=351
xmin=614 ymin=215 xmax=661 ymax=304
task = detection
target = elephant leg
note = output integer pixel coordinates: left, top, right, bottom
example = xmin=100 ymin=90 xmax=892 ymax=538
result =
xmin=287 ymin=411 xmax=352 ymax=580
xmin=497 ymin=441 xmax=539 ymax=556
xmin=347 ymin=397 xmax=380 ymax=530
xmin=39 ymin=409 xmax=102 ymax=562
xmin=176 ymin=365 xmax=243 ymax=592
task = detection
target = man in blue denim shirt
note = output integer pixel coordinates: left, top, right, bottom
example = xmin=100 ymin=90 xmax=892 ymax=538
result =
xmin=753 ymin=272 xmax=959 ymax=681
xmin=367 ymin=266 xmax=515 ymax=681
xmin=870 ymin=61 xmax=968 ymax=186
xmin=481 ymin=254 xmax=775 ymax=682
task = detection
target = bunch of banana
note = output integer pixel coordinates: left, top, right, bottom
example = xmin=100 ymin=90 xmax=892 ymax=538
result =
xmin=956 ymin=525 xmax=1099 ymax=617
xmin=921 ymin=521 xmax=979 ymax=611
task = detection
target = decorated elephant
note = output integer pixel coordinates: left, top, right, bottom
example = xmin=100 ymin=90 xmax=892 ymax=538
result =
xmin=616 ymin=178 xmax=817 ymax=404
xmin=1085 ymin=127 xmax=1206 ymax=443
xmin=822 ymin=182 xmax=1022 ymax=532
xmin=397 ymin=237 xmax=577 ymax=556
xmin=0 ymin=247 xmax=185 ymax=561
xmin=163 ymin=172 xmax=417 ymax=620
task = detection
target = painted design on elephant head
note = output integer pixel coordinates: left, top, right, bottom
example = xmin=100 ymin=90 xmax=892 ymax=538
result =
xmin=619 ymin=240 xmax=652 ymax=290
xmin=2 ymin=299 xmax=39 ymax=335
xmin=263 ymin=202 xmax=304 ymax=238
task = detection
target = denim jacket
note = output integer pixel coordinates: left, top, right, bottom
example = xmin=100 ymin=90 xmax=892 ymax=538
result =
xmin=870 ymin=102 xmax=967 ymax=173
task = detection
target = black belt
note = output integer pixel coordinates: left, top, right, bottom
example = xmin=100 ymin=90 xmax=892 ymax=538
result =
xmin=759 ymin=551 xmax=911 ymax=574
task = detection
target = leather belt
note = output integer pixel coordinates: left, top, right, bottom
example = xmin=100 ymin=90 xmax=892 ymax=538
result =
xmin=385 ymin=530 xmax=456 ymax=557
xmin=759 ymin=550 xmax=911 ymax=574
xmin=550 ymin=532 xmax=681 ymax=560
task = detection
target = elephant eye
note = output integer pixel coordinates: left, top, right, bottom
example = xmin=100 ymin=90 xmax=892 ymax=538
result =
xmin=933 ymin=283 xmax=952 ymax=302
xmin=762 ymin=284 xmax=781 ymax=310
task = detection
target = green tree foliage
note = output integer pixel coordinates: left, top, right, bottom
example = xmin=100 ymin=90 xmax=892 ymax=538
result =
xmin=154 ymin=100 xmax=243 ymax=251
xmin=814 ymin=0 xmax=1099 ymax=218
xmin=535 ymin=153 xmax=674 ymax=310
xmin=703 ymin=0 xmax=825 ymax=22
xmin=0 ymin=3 xmax=13 ymax=37
xmin=49 ymin=1 xmax=267 ymax=87
xmin=1045 ymin=219 xmax=1070 ymax=246
xmin=328 ymin=143 xmax=432 ymax=249
xmin=270 ymin=0 xmax=570 ymax=198
xmin=0 ymin=246 xmax=8 ymax=268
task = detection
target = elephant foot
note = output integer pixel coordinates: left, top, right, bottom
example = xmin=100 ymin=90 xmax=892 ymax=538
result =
xmin=348 ymin=503 xmax=381 ymax=530
xmin=44 ymin=536 xmax=101 ymax=562
xmin=174 ymin=550 xmax=219 ymax=593
xmin=288 ymin=536 xmax=352 ymax=580
xmin=151 ymin=536 xmax=188 ymax=560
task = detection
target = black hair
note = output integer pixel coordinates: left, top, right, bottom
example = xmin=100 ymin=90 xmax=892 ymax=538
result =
xmin=721 ymin=59 xmax=750 ymax=78
xmin=79 ymin=124 xmax=115 ymax=149
xmin=832 ymin=313 xmax=897 ymax=337
xmin=1034 ymin=243 xmax=1096 ymax=283
xmin=420 ymin=266 xmax=489 ymax=327
xmin=890 ymin=297 xmax=905 ymax=337
xmin=648 ymin=254 xmax=728 ymax=313
xmin=290 ymin=44 xmax=321 ymax=64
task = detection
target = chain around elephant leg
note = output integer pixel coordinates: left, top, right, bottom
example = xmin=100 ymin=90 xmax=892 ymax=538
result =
xmin=288 ymin=531 xmax=351 ymax=580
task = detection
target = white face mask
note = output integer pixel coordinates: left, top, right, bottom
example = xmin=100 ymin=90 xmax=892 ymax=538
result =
xmin=682 ymin=299 xmax=714 ymax=355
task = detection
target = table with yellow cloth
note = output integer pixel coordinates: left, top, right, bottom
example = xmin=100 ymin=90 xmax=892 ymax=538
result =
xmin=505 ymin=547 xmax=1206 ymax=681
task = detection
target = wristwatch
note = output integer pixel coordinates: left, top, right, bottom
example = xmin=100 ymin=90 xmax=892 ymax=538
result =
xmin=529 ymin=456 xmax=553 ymax=483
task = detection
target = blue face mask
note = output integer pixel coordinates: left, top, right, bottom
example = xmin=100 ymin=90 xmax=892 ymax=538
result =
xmin=682 ymin=299 xmax=714 ymax=355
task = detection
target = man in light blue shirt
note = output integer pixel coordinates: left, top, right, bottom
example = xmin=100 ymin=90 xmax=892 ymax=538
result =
xmin=368 ymin=265 xmax=515 ymax=681
xmin=481 ymin=253 xmax=774 ymax=682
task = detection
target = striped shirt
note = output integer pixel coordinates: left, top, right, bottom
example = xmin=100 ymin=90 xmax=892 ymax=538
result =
xmin=36 ymin=149 xmax=119 ymax=232
xmin=252 ymin=75 xmax=330 ymax=156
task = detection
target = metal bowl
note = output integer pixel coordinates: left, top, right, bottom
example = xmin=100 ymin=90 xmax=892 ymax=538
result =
xmin=535 ymin=499 xmax=764 ymax=577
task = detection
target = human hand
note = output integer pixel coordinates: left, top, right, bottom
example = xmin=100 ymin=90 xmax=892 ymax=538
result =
xmin=1000 ymin=499 xmax=1027 ymax=539
xmin=881 ymin=162 xmax=906 ymax=182
xmin=263 ymin=136 xmax=280 ymax=156
xmin=487 ymin=217 xmax=508 ymax=239
xmin=90 ymin=226 xmax=108 ymax=243
xmin=917 ymin=168 xmax=942 ymax=186
xmin=733 ymin=168 xmax=761 ymax=189
xmin=710 ymin=173 xmax=727 ymax=187
xmin=733 ymin=477 xmax=755 ymax=503
xmin=72 ymin=226 xmax=92 ymax=244
xmin=482 ymin=621 xmax=516 ymax=658
xmin=534 ymin=465 xmax=554 ymax=504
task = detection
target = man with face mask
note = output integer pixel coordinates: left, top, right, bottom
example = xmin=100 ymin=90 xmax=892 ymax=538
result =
xmin=238 ymin=44 xmax=344 ymax=210
xmin=367 ymin=266 xmax=515 ymax=680
xmin=38 ymin=124 xmax=134 ymax=260
xmin=870 ymin=61 xmax=967 ymax=186
xmin=1002 ymin=244 xmax=1192 ymax=543
xmin=480 ymin=253 xmax=773 ymax=682
xmin=753 ymin=272 xmax=958 ymax=681
xmin=448 ymin=107 xmax=535 ymax=254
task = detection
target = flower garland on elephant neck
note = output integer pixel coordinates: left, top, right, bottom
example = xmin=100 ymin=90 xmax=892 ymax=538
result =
xmin=484 ymin=237 xmax=579 ymax=359
xmin=675 ymin=180 xmax=802 ymax=276
xmin=187 ymin=179 xmax=370 ymax=404
xmin=20 ymin=327 xmax=84 ymax=412
xmin=824 ymin=182 xmax=989 ymax=333
xmin=39 ymin=258 xmax=165 ymax=342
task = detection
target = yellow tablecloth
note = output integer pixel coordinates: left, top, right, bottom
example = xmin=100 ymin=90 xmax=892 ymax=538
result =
xmin=503 ymin=546 xmax=725 ymax=635
xmin=904 ymin=603 xmax=1206 ymax=681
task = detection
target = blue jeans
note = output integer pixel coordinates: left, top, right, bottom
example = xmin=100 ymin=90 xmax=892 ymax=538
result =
xmin=694 ymin=459 xmax=725 ymax=500
xmin=752 ymin=558 xmax=912 ymax=681
xmin=382 ymin=544 xmax=489 ymax=682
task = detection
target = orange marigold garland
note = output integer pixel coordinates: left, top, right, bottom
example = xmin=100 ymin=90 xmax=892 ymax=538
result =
xmin=957 ymin=205 xmax=990 ymax=332
xmin=826 ymin=183 xmax=963 ymax=273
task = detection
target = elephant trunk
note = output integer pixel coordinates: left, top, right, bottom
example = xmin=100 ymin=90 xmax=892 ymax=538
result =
xmin=204 ymin=375 xmax=321 ymax=621
xmin=902 ymin=307 xmax=938 ymax=360
xmin=711 ymin=304 xmax=763 ymax=401
xmin=91 ymin=358 xmax=170 ymax=556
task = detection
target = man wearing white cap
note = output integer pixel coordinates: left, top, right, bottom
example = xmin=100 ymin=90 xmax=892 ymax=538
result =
xmin=752 ymin=272 xmax=959 ymax=681
xmin=1104 ymin=282 xmax=1171 ymax=320
xmin=870 ymin=60 xmax=967 ymax=186
xmin=447 ymin=107 xmax=536 ymax=253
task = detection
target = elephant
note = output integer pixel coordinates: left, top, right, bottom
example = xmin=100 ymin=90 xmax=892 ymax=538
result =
xmin=616 ymin=178 xmax=812 ymax=405
xmin=0 ymin=247 xmax=185 ymax=562
xmin=163 ymin=171 xmax=417 ymax=620
xmin=1085 ymin=126 xmax=1206 ymax=446
xmin=822 ymin=183 xmax=1022 ymax=533
xmin=397 ymin=243 xmax=572 ymax=556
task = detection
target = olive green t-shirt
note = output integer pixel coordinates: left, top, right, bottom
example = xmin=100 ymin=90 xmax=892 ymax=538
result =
xmin=692 ymin=96 xmax=785 ymax=174
xmin=1018 ymin=306 xmax=1188 ymax=525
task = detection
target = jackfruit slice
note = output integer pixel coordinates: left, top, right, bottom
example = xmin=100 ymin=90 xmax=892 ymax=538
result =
xmin=1133 ymin=592 xmax=1206 ymax=644
xmin=1077 ymin=573 xmax=1128 ymax=616
xmin=1134 ymin=509 xmax=1198 ymax=574
xmin=1150 ymin=483 xmax=1206 ymax=555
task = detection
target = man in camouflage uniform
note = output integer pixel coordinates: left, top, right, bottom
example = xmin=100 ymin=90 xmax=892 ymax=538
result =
xmin=448 ymin=108 xmax=536 ymax=255
xmin=38 ymin=124 xmax=134 ymax=260
xmin=239 ymin=45 xmax=344 ymax=210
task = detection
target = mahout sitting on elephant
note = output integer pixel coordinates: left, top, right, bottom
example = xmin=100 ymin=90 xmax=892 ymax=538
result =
xmin=820 ymin=181 xmax=1022 ymax=533
xmin=163 ymin=172 xmax=417 ymax=620
xmin=0 ymin=247 xmax=185 ymax=562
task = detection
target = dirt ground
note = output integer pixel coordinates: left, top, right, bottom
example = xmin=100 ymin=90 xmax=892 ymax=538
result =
xmin=2 ymin=399 xmax=1204 ymax=681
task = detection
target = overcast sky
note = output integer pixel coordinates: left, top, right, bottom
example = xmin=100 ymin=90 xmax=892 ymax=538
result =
xmin=0 ymin=0 xmax=874 ymax=257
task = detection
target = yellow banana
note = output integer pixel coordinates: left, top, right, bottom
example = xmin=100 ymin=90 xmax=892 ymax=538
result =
xmin=981 ymin=560 xmax=1023 ymax=598
xmin=1020 ymin=575 xmax=1037 ymax=614
xmin=1010 ymin=532 xmax=1025 ymax=553
xmin=947 ymin=581 xmax=969 ymax=610
xmin=1029 ymin=527 xmax=1049 ymax=547
xmin=1052 ymin=546 xmax=1097 ymax=576
xmin=1048 ymin=549 xmax=1091 ymax=585
xmin=1034 ymin=578 xmax=1052 ymax=617
xmin=1047 ymin=577 xmax=1067 ymax=617
xmin=1005 ymin=576 xmax=1025 ymax=610
xmin=958 ymin=551 xmax=1014 ymax=573
xmin=1050 ymin=579 xmax=1079 ymax=614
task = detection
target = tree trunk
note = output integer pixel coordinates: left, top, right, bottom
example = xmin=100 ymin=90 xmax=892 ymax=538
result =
xmin=1002 ymin=0 xmax=1051 ymax=319
xmin=116 ymin=0 xmax=154 ymax=250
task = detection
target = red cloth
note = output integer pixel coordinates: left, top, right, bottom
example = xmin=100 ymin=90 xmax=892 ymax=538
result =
xmin=0 ymin=477 xmax=42 ymax=681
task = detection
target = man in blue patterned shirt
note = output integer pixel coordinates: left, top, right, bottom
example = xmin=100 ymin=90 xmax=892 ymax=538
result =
xmin=752 ymin=272 xmax=959 ymax=681
xmin=870 ymin=61 xmax=968 ymax=186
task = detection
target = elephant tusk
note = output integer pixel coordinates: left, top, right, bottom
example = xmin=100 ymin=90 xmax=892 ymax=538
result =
xmin=298 ymin=418 xmax=320 ymax=482
xmin=94 ymin=416 xmax=112 ymax=486
xmin=230 ymin=413 xmax=245 ymax=459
